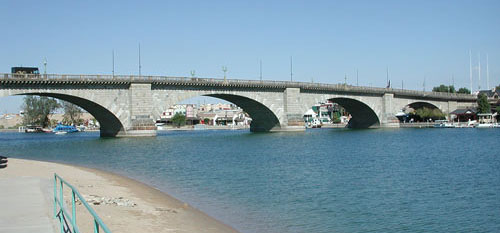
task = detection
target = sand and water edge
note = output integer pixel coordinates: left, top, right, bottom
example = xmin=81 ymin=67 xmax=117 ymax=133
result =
xmin=0 ymin=158 xmax=240 ymax=233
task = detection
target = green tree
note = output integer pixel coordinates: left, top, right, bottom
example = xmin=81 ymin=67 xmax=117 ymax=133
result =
xmin=50 ymin=119 xmax=59 ymax=127
xmin=171 ymin=113 xmax=186 ymax=128
xmin=457 ymin=87 xmax=471 ymax=94
xmin=448 ymin=85 xmax=456 ymax=93
xmin=432 ymin=85 xmax=449 ymax=92
xmin=477 ymin=93 xmax=491 ymax=113
xmin=413 ymin=107 xmax=445 ymax=121
xmin=432 ymin=84 xmax=456 ymax=93
xmin=62 ymin=101 xmax=83 ymax=125
xmin=332 ymin=112 xmax=341 ymax=123
xmin=22 ymin=96 xmax=60 ymax=127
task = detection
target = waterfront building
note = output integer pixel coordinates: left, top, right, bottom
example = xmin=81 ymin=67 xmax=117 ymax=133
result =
xmin=478 ymin=88 xmax=500 ymax=100
xmin=449 ymin=108 xmax=477 ymax=123
xmin=157 ymin=103 xmax=251 ymax=127
xmin=477 ymin=113 xmax=497 ymax=124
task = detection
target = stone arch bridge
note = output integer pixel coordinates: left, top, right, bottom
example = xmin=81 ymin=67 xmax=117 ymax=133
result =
xmin=0 ymin=73 xmax=477 ymax=137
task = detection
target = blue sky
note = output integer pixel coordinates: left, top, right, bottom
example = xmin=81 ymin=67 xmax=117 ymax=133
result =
xmin=1 ymin=0 xmax=500 ymax=113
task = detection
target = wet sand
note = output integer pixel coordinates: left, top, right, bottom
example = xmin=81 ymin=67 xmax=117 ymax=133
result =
xmin=0 ymin=158 xmax=240 ymax=233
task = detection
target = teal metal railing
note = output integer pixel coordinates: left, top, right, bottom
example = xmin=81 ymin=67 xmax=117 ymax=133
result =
xmin=54 ymin=173 xmax=112 ymax=233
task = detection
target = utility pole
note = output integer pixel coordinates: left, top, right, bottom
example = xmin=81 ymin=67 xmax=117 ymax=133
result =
xmin=356 ymin=69 xmax=359 ymax=86
xmin=486 ymin=54 xmax=489 ymax=90
xmin=478 ymin=52 xmax=481 ymax=91
xmin=138 ymin=43 xmax=142 ymax=77
xmin=469 ymin=50 xmax=473 ymax=93
xmin=386 ymin=66 xmax=389 ymax=88
xmin=423 ymin=76 xmax=426 ymax=92
xmin=222 ymin=66 xmax=227 ymax=82
xmin=290 ymin=56 xmax=293 ymax=82
xmin=112 ymin=49 xmax=115 ymax=77
xmin=259 ymin=59 xmax=262 ymax=81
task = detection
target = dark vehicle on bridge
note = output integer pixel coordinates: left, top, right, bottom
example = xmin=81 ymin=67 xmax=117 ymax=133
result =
xmin=11 ymin=67 xmax=40 ymax=74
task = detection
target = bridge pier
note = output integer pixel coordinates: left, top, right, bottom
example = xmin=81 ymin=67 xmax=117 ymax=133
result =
xmin=118 ymin=83 xmax=157 ymax=137
xmin=277 ymin=88 xmax=306 ymax=131
xmin=115 ymin=129 xmax=157 ymax=137
xmin=380 ymin=93 xmax=400 ymax=128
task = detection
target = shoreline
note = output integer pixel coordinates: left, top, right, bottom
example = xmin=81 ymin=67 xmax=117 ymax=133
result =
xmin=0 ymin=158 xmax=240 ymax=233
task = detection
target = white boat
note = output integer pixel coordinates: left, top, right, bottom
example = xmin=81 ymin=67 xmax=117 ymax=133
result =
xmin=304 ymin=109 xmax=322 ymax=128
xmin=55 ymin=131 xmax=67 ymax=135
xmin=476 ymin=123 xmax=493 ymax=128
xmin=433 ymin=120 xmax=455 ymax=128
xmin=306 ymin=118 xmax=322 ymax=128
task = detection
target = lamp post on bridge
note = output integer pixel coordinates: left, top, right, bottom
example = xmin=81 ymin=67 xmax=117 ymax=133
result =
xmin=222 ymin=66 xmax=228 ymax=82
xmin=259 ymin=59 xmax=262 ymax=81
xmin=112 ymin=49 xmax=115 ymax=78
xmin=138 ymin=43 xmax=142 ymax=77
xmin=43 ymin=58 xmax=47 ymax=75
xmin=356 ymin=69 xmax=359 ymax=86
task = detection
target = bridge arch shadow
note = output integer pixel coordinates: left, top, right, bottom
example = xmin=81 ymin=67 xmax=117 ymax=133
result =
xmin=328 ymin=97 xmax=380 ymax=128
xmin=406 ymin=101 xmax=441 ymax=111
xmin=15 ymin=93 xmax=124 ymax=137
xmin=204 ymin=94 xmax=281 ymax=132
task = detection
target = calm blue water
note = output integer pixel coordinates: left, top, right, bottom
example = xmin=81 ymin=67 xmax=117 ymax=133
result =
xmin=1 ymin=128 xmax=499 ymax=233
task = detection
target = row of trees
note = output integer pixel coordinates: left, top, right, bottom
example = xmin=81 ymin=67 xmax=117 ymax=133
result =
xmin=408 ymin=107 xmax=445 ymax=122
xmin=22 ymin=96 xmax=83 ymax=127
xmin=432 ymin=85 xmax=470 ymax=94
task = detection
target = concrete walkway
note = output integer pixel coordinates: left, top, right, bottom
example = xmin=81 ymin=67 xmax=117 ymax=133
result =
xmin=0 ymin=177 xmax=57 ymax=233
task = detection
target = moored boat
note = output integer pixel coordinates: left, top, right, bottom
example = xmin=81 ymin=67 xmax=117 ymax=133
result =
xmin=24 ymin=125 xmax=44 ymax=133
xmin=52 ymin=124 xmax=79 ymax=133
xmin=476 ymin=123 xmax=493 ymax=128
xmin=433 ymin=120 xmax=455 ymax=128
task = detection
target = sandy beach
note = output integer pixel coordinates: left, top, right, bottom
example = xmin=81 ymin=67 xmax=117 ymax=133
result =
xmin=0 ymin=158 xmax=240 ymax=233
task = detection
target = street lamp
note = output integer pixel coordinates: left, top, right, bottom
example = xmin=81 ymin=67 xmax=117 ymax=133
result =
xmin=222 ymin=66 xmax=227 ymax=82
xmin=112 ymin=49 xmax=115 ymax=77
xmin=43 ymin=58 xmax=47 ymax=75
xmin=259 ymin=59 xmax=262 ymax=81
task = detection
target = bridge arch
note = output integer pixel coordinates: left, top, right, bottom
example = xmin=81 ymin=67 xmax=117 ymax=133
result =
xmin=205 ymin=94 xmax=280 ymax=132
xmin=298 ymin=93 xmax=383 ymax=129
xmin=152 ymin=90 xmax=284 ymax=132
xmin=328 ymin=97 xmax=380 ymax=128
xmin=0 ymin=92 xmax=125 ymax=137
xmin=401 ymin=101 xmax=446 ymax=122
xmin=406 ymin=101 xmax=442 ymax=111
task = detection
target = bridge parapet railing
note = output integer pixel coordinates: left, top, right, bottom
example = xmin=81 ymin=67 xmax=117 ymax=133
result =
xmin=0 ymin=73 xmax=476 ymax=100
